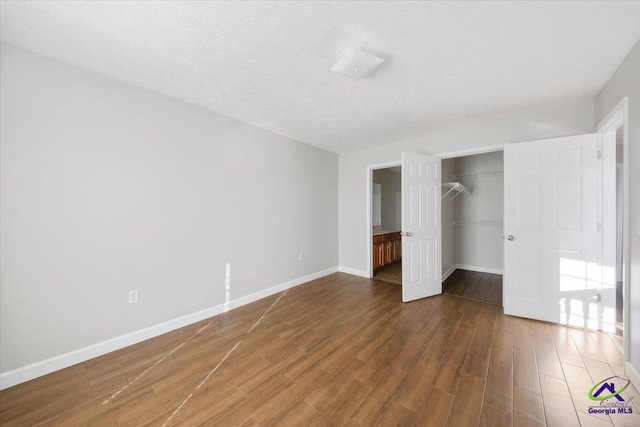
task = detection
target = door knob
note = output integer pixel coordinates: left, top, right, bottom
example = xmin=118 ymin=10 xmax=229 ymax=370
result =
xmin=506 ymin=235 xmax=515 ymax=241
xmin=404 ymin=232 xmax=412 ymax=237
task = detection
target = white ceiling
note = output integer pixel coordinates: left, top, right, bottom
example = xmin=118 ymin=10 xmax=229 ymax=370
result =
xmin=1 ymin=1 xmax=639 ymax=153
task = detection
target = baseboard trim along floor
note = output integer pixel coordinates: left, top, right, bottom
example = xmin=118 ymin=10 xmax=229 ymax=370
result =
xmin=0 ymin=266 xmax=339 ymax=390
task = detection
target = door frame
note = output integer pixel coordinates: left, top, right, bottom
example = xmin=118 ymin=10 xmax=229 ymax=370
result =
xmin=596 ymin=97 xmax=630 ymax=360
xmin=366 ymin=161 xmax=402 ymax=278
xmin=437 ymin=143 xmax=505 ymax=160
xmin=436 ymin=144 xmax=505 ymax=295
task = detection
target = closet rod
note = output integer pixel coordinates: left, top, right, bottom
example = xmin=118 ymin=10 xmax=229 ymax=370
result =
xmin=453 ymin=220 xmax=503 ymax=228
xmin=441 ymin=182 xmax=471 ymax=202
xmin=454 ymin=171 xmax=503 ymax=179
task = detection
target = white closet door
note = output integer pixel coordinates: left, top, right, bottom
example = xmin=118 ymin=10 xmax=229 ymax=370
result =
xmin=504 ymin=134 xmax=602 ymax=328
xmin=401 ymin=153 xmax=442 ymax=302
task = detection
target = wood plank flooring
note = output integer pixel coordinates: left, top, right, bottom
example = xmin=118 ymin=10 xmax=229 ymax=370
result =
xmin=1 ymin=272 xmax=636 ymax=426
xmin=443 ymin=269 xmax=503 ymax=306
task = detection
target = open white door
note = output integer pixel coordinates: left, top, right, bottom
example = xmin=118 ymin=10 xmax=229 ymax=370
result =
xmin=401 ymin=152 xmax=441 ymax=302
xmin=504 ymin=133 xmax=610 ymax=329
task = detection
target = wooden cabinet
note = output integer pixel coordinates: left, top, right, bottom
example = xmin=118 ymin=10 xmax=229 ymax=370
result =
xmin=373 ymin=236 xmax=384 ymax=271
xmin=373 ymin=232 xmax=402 ymax=273
xmin=385 ymin=241 xmax=392 ymax=265
xmin=393 ymin=238 xmax=401 ymax=260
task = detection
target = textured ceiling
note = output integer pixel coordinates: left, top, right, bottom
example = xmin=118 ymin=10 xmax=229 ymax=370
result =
xmin=1 ymin=1 xmax=640 ymax=153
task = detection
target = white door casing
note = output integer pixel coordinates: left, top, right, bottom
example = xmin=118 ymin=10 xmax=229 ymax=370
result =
xmin=504 ymin=134 xmax=603 ymax=328
xmin=601 ymin=130 xmax=617 ymax=333
xmin=401 ymin=152 xmax=442 ymax=302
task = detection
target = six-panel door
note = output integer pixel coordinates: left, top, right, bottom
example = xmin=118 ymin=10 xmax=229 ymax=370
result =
xmin=504 ymin=134 xmax=601 ymax=328
xmin=401 ymin=152 xmax=442 ymax=302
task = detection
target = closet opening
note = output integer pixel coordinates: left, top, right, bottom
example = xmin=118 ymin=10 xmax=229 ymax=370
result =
xmin=368 ymin=164 xmax=402 ymax=285
xmin=440 ymin=150 xmax=504 ymax=306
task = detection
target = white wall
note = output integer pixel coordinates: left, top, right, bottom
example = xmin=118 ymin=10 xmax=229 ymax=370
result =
xmin=454 ymin=151 xmax=504 ymax=273
xmin=339 ymin=97 xmax=594 ymax=276
xmin=372 ymin=183 xmax=382 ymax=227
xmin=372 ymin=168 xmax=401 ymax=231
xmin=0 ymin=43 xmax=338 ymax=378
xmin=595 ymin=40 xmax=640 ymax=377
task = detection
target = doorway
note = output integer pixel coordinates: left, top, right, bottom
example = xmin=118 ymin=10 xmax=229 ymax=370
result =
xmin=370 ymin=165 xmax=403 ymax=285
xmin=439 ymin=150 xmax=504 ymax=305
xmin=597 ymin=98 xmax=628 ymax=349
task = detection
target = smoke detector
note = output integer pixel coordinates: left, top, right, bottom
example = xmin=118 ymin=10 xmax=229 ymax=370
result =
xmin=330 ymin=46 xmax=385 ymax=79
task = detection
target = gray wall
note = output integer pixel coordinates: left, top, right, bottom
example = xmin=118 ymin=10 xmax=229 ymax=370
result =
xmin=0 ymin=43 xmax=339 ymax=374
xmin=454 ymin=151 xmax=504 ymax=272
xmin=595 ymin=40 xmax=640 ymax=375
xmin=372 ymin=168 xmax=401 ymax=231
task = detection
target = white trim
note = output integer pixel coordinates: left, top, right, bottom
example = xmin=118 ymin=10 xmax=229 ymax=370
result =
xmin=625 ymin=361 xmax=640 ymax=391
xmin=338 ymin=266 xmax=369 ymax=278
xmin=442 ymin=265 xmax=456 ymax=282
xmin=600 ymin=130 xmax=617 ymax=333
xmin=0 ymin=266 xmax=338 ymax=390
xmin=596 ymin=98 xmax=626 ymax=131
xmin=455 ymin=264 xmax=503 ymax=275
xmin=596 ymin=97 xmax=630 ymax=363
xmin=437 ymin=144 xmax=504 ymax=159
xmin=366 ymin=161 xmax=401 ymax=279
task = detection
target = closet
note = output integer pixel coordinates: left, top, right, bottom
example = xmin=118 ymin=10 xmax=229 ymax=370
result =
xmin=441 ymin=151 xmax=504 ymax=290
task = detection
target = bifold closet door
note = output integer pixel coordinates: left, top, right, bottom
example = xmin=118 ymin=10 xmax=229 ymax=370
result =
xmin=401 ymin=152 xmax=441 ymax=302
xmin=503 ymin=133 xmax=613 ymax=330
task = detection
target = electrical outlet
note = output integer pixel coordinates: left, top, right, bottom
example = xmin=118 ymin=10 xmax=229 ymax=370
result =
xmin=128 ymin=290 xmax=139 ymax=304
xmin=637 ymin=216 xmax=640 ymax=235
xmin=298 ymin=253 xmax=303 ymax=261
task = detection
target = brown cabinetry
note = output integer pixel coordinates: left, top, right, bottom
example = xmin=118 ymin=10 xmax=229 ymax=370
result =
xmin=373 ymin=232 xmax=402 ymax=273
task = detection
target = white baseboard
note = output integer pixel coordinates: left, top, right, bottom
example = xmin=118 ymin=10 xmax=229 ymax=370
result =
xmin=626 ymin=361 xmax=640 ymax=391
xmin=0 ymin=266 xmax=338 ymax=390
xmin=455 ymin=264 xmax=503 ymax=275
xmin=442 ymin=266 xmax=456 ymax=282
xmin=338 ymin=264 xmax=500 ymax=282
xmin=338 ymin=266 xmax=370 ymax=278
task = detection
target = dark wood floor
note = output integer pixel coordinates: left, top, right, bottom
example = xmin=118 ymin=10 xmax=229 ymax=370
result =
xmin=443 ymin=269 xmax=503 ymax=306
xmin=0 ymin=272 xmax=636 ymax=426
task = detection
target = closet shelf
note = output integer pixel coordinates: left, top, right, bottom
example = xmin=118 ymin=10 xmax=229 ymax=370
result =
xmin=453 ymin=220 xmax=503 ymax=228
xmin=442 ymin=182 xmax=471 ymax=202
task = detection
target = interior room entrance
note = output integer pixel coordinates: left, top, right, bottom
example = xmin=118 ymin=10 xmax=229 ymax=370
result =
xmin=371 ymin=166 xmax=402 ymax=285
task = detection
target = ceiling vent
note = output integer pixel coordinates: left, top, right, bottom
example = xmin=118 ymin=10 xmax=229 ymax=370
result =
xmin=330 ymin=46 xmax=385 ymax=79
